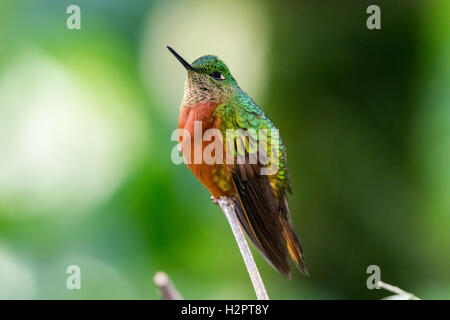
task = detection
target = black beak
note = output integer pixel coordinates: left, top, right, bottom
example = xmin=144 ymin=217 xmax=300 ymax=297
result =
xmin=167 ymin=46 xmax=194 ymax=71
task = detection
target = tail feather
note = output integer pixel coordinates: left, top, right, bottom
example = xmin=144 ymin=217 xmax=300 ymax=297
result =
xmin=233 ymin=194 xmax=291 ymax=277
xmin=279 ymin=198 xmax=308 ymax=275
xmin=231 ymin=162 xmax=307 ymax=277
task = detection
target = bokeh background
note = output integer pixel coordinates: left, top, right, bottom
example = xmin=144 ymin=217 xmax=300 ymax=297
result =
xmin=0 ymin=0 xmax=449 ymax=299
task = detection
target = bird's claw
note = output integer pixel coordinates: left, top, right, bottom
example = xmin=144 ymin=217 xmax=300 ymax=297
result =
xmin=211 ymin=196 xmax=219 ymax=205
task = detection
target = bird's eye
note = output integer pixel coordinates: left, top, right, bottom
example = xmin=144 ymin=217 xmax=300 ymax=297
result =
xmin=210 ymin=71 xmax=225 ymax=80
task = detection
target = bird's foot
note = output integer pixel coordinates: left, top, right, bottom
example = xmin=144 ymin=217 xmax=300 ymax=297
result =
xmin=211 ymin=195 xmax=219 ymax=205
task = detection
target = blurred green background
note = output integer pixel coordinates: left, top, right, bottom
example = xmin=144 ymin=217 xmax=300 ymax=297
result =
xmin=0 ymin=0 xmax=449 ymax=299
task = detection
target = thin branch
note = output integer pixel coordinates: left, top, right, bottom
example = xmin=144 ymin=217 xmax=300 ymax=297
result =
xmin=377 ymin=280 xmax=420 ymax=300
xmin=218 ymin=196 xmax=269 ymax=300
xmin=154 ymin=271 xmax=183 ymax=300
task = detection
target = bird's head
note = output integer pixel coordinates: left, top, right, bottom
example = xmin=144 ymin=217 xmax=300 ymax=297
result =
xmin=168 ymin=46 xmax=239 ymax=107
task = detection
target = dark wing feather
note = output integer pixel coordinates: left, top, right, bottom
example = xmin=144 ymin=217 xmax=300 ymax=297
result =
xmin=216 ymin=102 xmax=307 ymax=276
xmin=232 ymin=162 xmax=292 ymax=277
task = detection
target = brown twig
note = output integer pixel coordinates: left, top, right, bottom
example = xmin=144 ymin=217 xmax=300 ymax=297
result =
xmin=154 ymin=271 xmax=183 ymax=300
xmin=218 ymin=196 xmax=269 ymax=300
xmin=377 ymin=280 xmax=420 ymax=300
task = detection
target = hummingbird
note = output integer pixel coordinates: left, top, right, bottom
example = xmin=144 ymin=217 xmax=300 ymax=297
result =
xmin=168 ymin=46 xmax=307 ymax=277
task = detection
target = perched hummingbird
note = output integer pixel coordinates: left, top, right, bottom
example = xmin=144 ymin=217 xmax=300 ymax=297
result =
xmin=168 ymin=46 xmax=307 ymax=277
